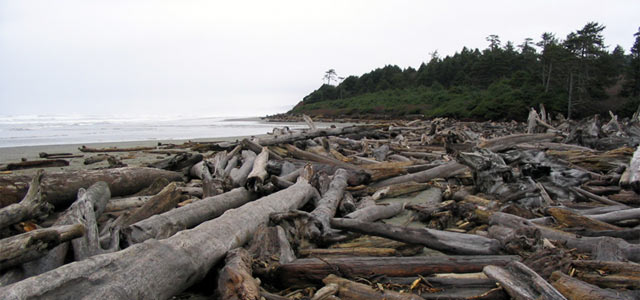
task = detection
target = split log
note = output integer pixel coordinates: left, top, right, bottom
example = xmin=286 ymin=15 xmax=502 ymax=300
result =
xmin=115 ymin=182 xmax=182 ymax=228
xmin=123 ymin=187 xmax=256 ymax=244
xmin=79 ymin=145 xmax=155 ymax=152
xmin=550 ymin=271 xmax=637 ymax=300
xmin=331 ymin=218 xmax=501 ymax=255
xmin=305 ymin=169 xmax=349 ymax=241
xmin=323 ymin=274 xmax=423 ymax=300
xmin=344 ymin=202 xmax=404 ymax=222
xmin=0 ymin=167 xmax=183 ymax=209
xmin=483 ymin=261 xmax=566 ymax=300
xmin=20 ymin=182 xmax=112 ymax=278
xmin=4 ymin=160 xmax=69 ymax=171
xmin=246 ymin=147 xmax=269 ymax=193
xmin=0 ymin=179 xmax=317 ymax=299
xmin=371 ymin=161 xmax=467 ymax=188
xmin=230 ymin=151 xmax=257 ymax=188
xmin=275 ymin=255 xmax=518 ymax=287
xmin=571 ymin=260 xmax=640 ymax=290
xmin=216 ymin=248 xmax=260 ymax=300
xmin=0 ymin=170 xmax=52 ymax=230
xmin=0 ymin=224 xmax=85 ymax=271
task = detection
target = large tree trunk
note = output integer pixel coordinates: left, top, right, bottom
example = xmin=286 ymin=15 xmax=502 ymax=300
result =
xmin=0 ymin=167 xmax=183 ymax=209
xmin=331 ymin=218 xmax=501 ymax=255
xmin=123 ymin=187 xmax=257 ymax=244
xmin=0 ymin=170 xmax=52 ymax=230
xmin=274 ymin=255 xmax=518 ymax=287
xmin=0 ymin=179 xmax=317 ymax=300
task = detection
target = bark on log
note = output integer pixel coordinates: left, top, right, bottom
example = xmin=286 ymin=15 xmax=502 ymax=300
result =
xmin=371 ymin=162 xmax=467 ymax=188
xmin=322 ymin=274 xmax=423 ymax=300
xmin=216 ymin=248 xmax=260 ymax=300
xmin=4 ymin=160 xmax=69 ymax=171
xmin=0 ymin=224 xmax=84 ymax=271
xmin=550 ymin=271 xmax=636 ymax=300
xmin=483 ymin=261 xmax=567 ymax=300
xmin=331 ymin=218 xmax=501 ymax=255
xmin=123 ymin=187 xmax=256 ymax=244
xmin=0 ymin=170 xmax=52 ymax=230
xmin=0 ymin=180 xmax=317 ymax=299
xmin=0 ymin=167 xmax=183 ymax=209
xmin=275 ymin=255 xmax=518 ymax=287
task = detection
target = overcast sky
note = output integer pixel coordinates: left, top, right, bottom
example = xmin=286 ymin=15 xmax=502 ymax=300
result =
xmin=1 ymin=0 xmax=638 ymax=117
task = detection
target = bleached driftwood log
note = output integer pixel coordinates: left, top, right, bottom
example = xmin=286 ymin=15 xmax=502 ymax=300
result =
xmin=0 ymin=170 xmax=51 ymax=230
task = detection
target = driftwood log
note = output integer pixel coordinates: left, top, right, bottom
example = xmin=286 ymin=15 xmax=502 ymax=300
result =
xmin=483 ymin=261 xmax=566 ymax=300
xmin=0 ymin=179 xmax=317 ymax=299
xmin=550 ymin=271 xmax=637 ymax=300
xmin=322 ymin=274 xmax=423 ymax=300
xmin=305 ymin=168 xmax=349 ymax=241
xmin=216 ymin=248 xmax=260 ymax=300
xmin=0 ymin=167 xmax=183 ymax=208
xmin=331 ymin=218 xmax=501 ymax=255
xmin=123 ymin=187 xmax=257 ymax=244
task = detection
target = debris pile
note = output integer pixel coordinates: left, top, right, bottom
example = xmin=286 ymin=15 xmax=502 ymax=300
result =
xmin=0 ymin=111 xmax=639 ymax=299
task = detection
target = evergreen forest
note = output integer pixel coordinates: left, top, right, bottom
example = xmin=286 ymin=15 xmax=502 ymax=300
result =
xmin=289 ymin=23 xmax=640 ymax=121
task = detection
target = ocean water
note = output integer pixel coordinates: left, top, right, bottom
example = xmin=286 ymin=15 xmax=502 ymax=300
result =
xmin=0 ymin=114 xmax=306 ymax=148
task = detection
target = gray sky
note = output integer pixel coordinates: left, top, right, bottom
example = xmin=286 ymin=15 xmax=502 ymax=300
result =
xmin=1 ymin=0 xmax=639 ymax=117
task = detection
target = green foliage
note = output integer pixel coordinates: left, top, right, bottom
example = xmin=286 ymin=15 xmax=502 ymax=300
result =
xmin=293 ymin=22 xmax=637 ymax=120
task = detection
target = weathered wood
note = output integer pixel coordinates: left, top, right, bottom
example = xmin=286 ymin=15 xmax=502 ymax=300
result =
xmin=550 ymin=271 xmax=636 ymax=300
xmin=216 ymin=248 xmax=260 ymax=300
xmin=115 ymin=182 xmax=182 ymax=228
xmin=79 ymin=145 xmax=155 ymax=152
xmin=147 ymin=152 xmax=203 ymax=173
xmin=274 ymin=255 xmax=518 ymax=287
xmin=4 ymin=160 xmax=69 ymax=171
xmin=331 ymin=218 xmax=501 ymax=255
xmin=627 ymin=144 xmax=640 ymax=193
xmin=0 ymin=180 xmax=317 ymax=299
xmin=230 ymin=150 xmax=257 ymax=188
xmin=306 ymin=169 xmax=349 ymax=241
xmin=310 ymin=283 xmax=338 ymax=300
xmin=20 ymin=182 xmax=112 ymax=278
xmin=483 ymin=261 xmax=567 ymax=300
xmin=569 ymin=187 xmax=628 ymax=207
xmin=322 ymin=274 xmax=423 ymax=300
xmin=246 ymin=147 xmax=269 ymax=193
xmin=571 ymin=260 xmax=640 ymax=290
xmin=370 ymin=181 xmax=432 ymax=201
xmin=0 ymin=167 xmax=183 ymax=209
xmin=371 ymin=161 xmax=467 ymax=188
xmin=284 ymin=144 xmax=364 ymax=172
xmin=478 ymin=133 xmax=558 ymax=152
xmin=247 ymin=225 xmax=295 ymax=277
xmin=123 ymin=187 xmax=256 ymax=244
xmin=587 ymin=207 xmax=640 ymax=224
xmin=0 ymin=224 xmax=85 ymax=271
xmin=39 ymin=152 xmax=79 ymax=159
xmin=298 ymin=247 xmax=398 ymax=258
xmin=344 ymin=202 xmax=404 ymax=222
xmin=255 ymin=125 xmax=381 ymax=146
xmin=0 ymin=170 xmax=52 ymax=230
xmin=546 ymin=207 xmax=623 ymax=231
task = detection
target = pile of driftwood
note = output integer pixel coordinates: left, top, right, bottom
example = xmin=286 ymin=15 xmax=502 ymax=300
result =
xmin=0 ymin=110 xmax=639 ymax=300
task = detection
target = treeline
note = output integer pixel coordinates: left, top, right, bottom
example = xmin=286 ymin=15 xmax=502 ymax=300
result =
xmin=291 ymin=22 xmax=640 ymax=120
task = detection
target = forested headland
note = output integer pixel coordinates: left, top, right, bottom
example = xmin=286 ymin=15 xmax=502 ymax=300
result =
xmin=288 ymin=22 xmax=640 ymax=121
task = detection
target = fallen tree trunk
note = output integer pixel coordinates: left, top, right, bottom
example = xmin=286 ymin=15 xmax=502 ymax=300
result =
xmin=0 ymin=179 xmax=317 ymax=299
xmin=0 ymin=224 xmax=85 ymax=271
xmin=571 ymin=260 xmax=640 ymax=290
xmin=4 ymin=160 xmax=69 ymax=171
xmin=370 ymin=161 xmax=467 ymax=188
xmin=483 ymin=261 xmax=566 ymax=300
xmin=478 ymin=133 xmax=558 ymax=152
xmin=305 ymin=169 xmax=349 ymax=241
xmin=331 ymin=218 xmax=501 ymax=255
xmin=0 ymin=170 xmax=52 ymax=230
xmin=123 ymin=187 xmax=257 ymax=244
xmin=275 ymin=255 xmax=518 ymax=287
xmin=79 ymin=145 xmax=155 ymax=152
xmin=216 ymin=248 xmax=260 ymax=300
xmin=0 ymin=167 xmax=183 ymax=209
